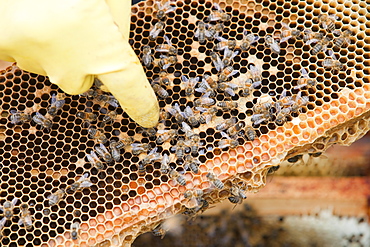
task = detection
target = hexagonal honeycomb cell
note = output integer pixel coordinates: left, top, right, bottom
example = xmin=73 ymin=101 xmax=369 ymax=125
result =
xmin=0 ymin=0 xmax=369 ymax=246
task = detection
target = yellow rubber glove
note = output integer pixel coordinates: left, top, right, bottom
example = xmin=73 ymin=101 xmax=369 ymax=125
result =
xmin=0 ymin=0 xmax=159 ymax=128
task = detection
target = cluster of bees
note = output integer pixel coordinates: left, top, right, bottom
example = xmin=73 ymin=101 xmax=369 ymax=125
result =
xmin=0 ymin=199 xmax=32 ymax=238
xmin=3 ymin=0 xmax=354 ymax=241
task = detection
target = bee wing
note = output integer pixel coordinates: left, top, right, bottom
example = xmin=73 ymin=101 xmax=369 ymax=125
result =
xmin=0 ymin=217 xmax=6 ymax=228
xmin=80 ymin=181 xmax=93 ymax=188
xmin=224 ymin=88 xmax=236 ymax=96
xmin=213 ymin=2 xmax=221 ymax=11
xmin=164 ymin=35 xmax=172 ymax=46
xmin=329 ymin=14 xmax=339 ymax=20
xmin=165 ymin=6 xmax=176 ymax=14
xmin=162 ymin=153 xmax=170 ymax=163
xmin=173 ymin=103 xmax=181 ymax=113
xmin=228 ymin=70 xmax=239 ymax=78
xmin=181 ymin=75 xmax=189 ymax=83
xmin=86 ymin=153 xmax=95 ymax=164
xmin=281 ymin=22 xmax=290 ymax=29
xmin=50 ymin=93 xmax=57 ymax=105
xmin=148 ymin=147 xmax=158 ymax=155
xmin=182 ymin=121 xmax=192 ymax=133
xmin=305 ymin=38 xmax=319 ymax=45
xmin=166 ymin=107 xmax=177 ymax=116
xmin=195 ymin=87 xmax=208 ymax=94
xmin=99 ymin=143 xmax=109 ymax=153
xmin=300 ymin=68 xmax=309 ymax=77
xmin=280 ymin=36 xmax=292 ymax=43
xmin=194 ymin=28 xmax=200 ymax=38
xmin=216 ymin=36 xmax=227 ymax=42
xmin=11 ymin=197 xmax=18 ymax=207
xmin=18 ymin=218 xmax=24 ymax=226
xmin=81 ymin=173 xmax=89 ymax=180
xmin=195 ymin=106 xmax=207 ymax=112
xmin=155 ymin=47 xmax=169 ymax=53
xmin=333 ymin=30 xmax=341 ymax=36
xmin=251 ymin=81 xmax=262 ymax=88
xmin=162 ymin=63 xmax=171 ymax=70
xmin=35 ymin=112 xmax=46 ymax=120
xmin=231 ymin=50 xmax=239 ymax=59
xmin=221 ymin=131 xmax=231 ymax=139
xmin=218 ymin=140 xmax=230 ymax=149
xmin=155 ymin=1 xmax=162 ymax=10
xmin=184 ymin=106 xmax=193 ymax=118
xmin=327 ymin=50 xmax=337 ymax=60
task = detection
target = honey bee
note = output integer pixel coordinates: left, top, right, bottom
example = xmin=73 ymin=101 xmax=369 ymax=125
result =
xmin=131 ymin=143 xmax=151 ymax=155
xmin=249 ymin=64 xmax=263 ymax=83
xmin=196 ymin=78 xmax=216 ymax=97
xmin=0 ymin=198 xmax=18 ymax=219
xmin=237 ymin=78 xmax=261 ymax=97
xmin=184 ymin=155 xmax=200 ymax=174
xmin=205 ymin=23 xmax=225 ymax=40
xmin=245 ymin=125 xmax=257 ymax=141
xmin=32 ymin=112 xmax=52 ymax=129
xmin=195 ymin=106 xmax=218 ymax=124
xmin=168 ymin=169 xmax=186 ymax=186
xmin=265 ymin=35 xmax=281 ymax=54
xmin=183 ymin=198 xmax=210 ymax=218
xmin=217 ymin=101 xmax=238 ymax=110
xmin=86 ymin=150 xmax=104 ymax=170
xmin=160 ymin=153 xmax=171 ymax=174
xmin=302 ymin=29 xmax=324 ymax=43
xmin=210 ymin=52 xmax=224 ymax=72
xmin=188 ymin=134 xmax=202 ymax=155
xmin=155 ymin=55 xmax=178 ymax=70
xmin=68 ymin=173 xmax=93 ymax=193
xmin=280 ymin=22 xmax=301 ymax=43
xmin=227 ymin=121 xmax=244 ymax=137
xmin=222 ymin=47 xmax=239 ymax=67
xmin=155 ymin=0 xmax=176 ymax=20
xmin=294 ymin=68 xmax=317 ymax=90
xmin=251 ymin=111 xmax=271 ymax=125
xmin=139 ymin=147 xmax=162 ymax=175
xmin=9 ymin=110 xmax=31 ymax=124
xmin=182 ymin=75 xmax=199 ymax=96
xmin=194 ymin=91 xmax=215 ymax=107
xmin=76 ymin=111 xmax=97 ymax=125
xmin=153 ymin=71 xmax=172 ymax=86
xmin=228 ymin=183 xmax=247 ymax=206
xmin=109 ymin=140 xmax=121 ymax=162
xmin=167 ymin=103 xmax=185 ymax=122
xmin=171 ymin=138 xmax=189 ymax=160
xmin=156 ymin=35 xmax=177 ymax=55
xmin=310 ymin=36 xmax=331 ymax=55
xmin=88 ymin=127 xmax=108 ymax=144
xmin=216 ymin=117 xmax=236 ymax=131
xmin=81 ymin=88 xmax=99 ymax=99
xmin=195 ymin=21 xmax=207 ymax=44
xmin=268 ymin=165 xmax=280 ymax=174
xmin=323 ymin=50 xmax=343 ymax=71
xmin=18 ymin=203 xmax=33 ymax=230
xmin=318 ymin=14 xmax=338 ymax=32
xmin=218 ymin=66 xmax=238 ymax=82
xmin=152 ymin=223 xmax=167 ymax=239
xmin=275 ymin=104 xmax=291 ymax=125
xmin=201 ymin=74 xmax=218 ymax=90
xmin=101 ymin=110 xmax=117 ymax=126
xmin=142 ymin=45 xmax=153 ymax=68
xmin=139 ymin=127 xmax=157 ymax=138
xmin=149 ymin=21 xmax=165 ymax=40
xmin=206 ymin=3 xmax=231 ymax=22
xmin=290 ymin=91 xmax=309 ymax=114
xmin=156 ymin=129 xmax=177 ymax=144
xmin=48 ymin=93 xmax=65 ymax=116
xmin=218 ymin=82 xmax=239 ymax=97
xmin=151 ymin=82 xmax=169 ymax=99
xmin=141 ymin=147 xmax=162 ymax=166
xmin=183 ymin=106 xmax=199 ymax=126
xmin=276 ymin=89 xmax=293 ymax=108
xmin=70 ymin=222 xmax=80 ymax=240
xmin=333 ymin=29 xmax=353 ymax=47
xmin=116 ymin=136 xmax=135 ymax=150
xmin=215 ymin=36 xmax=237 ymax=51
xmin=218 ymin=132 xmax=239 ymax=149
xmin=239 ymin=30 xmax=260 ymax=51
xmin=181 ymin=122 xmax=196 ymax=138
xmin=183 ymin=189 xmax=203 ymax=200
xmin=47 ymin=189 xmax=66 ymax=206
xmin=95 ymin=94 xmax=120 ymax=108
xmin=206 ymin=172 xmax=224 ymax=189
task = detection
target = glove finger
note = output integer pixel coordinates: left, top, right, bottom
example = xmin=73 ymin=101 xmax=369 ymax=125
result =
xmin=98 ymin=42 xmax=159 ymax=128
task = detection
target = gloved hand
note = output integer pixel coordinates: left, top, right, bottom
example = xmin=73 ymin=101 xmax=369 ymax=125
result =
xmin=0 ymin=0 xmax=159 ymax=128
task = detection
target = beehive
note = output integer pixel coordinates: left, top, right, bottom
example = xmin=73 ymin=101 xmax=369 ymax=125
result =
xmin=0 ymin=0 xmax=369 ymax=246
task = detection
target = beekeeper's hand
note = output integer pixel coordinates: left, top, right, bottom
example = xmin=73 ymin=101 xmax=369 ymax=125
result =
xmin=0 ymin=0 xmax=159 ymax=128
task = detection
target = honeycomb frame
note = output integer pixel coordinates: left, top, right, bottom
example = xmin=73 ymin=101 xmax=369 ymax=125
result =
xmin=0 ymin=0 xmax=369 ymax=246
